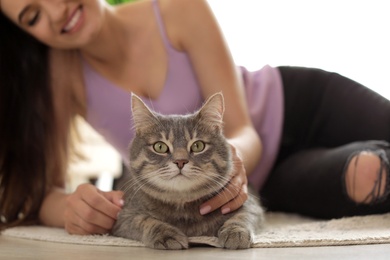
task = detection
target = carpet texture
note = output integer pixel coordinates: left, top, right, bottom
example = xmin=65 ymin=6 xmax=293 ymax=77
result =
xmin=2 ymin=212 xmax=390 ymax=248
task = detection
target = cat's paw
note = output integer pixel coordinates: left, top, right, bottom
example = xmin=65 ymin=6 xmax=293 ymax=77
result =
xmin=145 ymin=227 xmax=189 ymax=250
xmin=218 ymin=225 xmax=252 ymax=249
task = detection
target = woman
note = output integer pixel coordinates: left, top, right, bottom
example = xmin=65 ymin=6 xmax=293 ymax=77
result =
xmin=1 ymin=0 xmax=389 ymax=235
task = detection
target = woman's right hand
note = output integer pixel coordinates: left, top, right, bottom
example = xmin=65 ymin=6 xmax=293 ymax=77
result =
xmin=64 ymin=183 xmax=124 ymax=235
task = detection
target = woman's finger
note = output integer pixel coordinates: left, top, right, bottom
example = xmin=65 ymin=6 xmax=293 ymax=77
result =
xmin=64 ymin=196 xmax=109 ymax=235
xmin=64 ymin=184 xmax=122 ymax=234
xmin=200 ymin=173 xmax=245 ymax=215
xmin=80 ymin=186 xmax=122 ymax=220
xmin=65 ymin=211 xmax=110 ymax=235
xmin=220 ymin=184 xmax=249 ymax=214
xmin=102 ymin=190 xmax=124 ymax=208
xmin=66 ymin=192 xmax=116 ymax=230
xmin=78 ymin=199 xmax=116 ymax=230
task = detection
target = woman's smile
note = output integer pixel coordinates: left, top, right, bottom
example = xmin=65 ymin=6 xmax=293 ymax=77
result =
xmin=61 ymin=5 xmax=84 ymax=34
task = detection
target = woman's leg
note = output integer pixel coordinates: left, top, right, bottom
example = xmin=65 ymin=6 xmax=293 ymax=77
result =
xmin=261 ymin=66 xmax=390 ymax=219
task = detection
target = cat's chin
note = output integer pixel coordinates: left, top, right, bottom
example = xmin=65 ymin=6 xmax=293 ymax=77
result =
xmin=145 ymin=192 xmax=204 ymax=205
xmin=149 ymin=171 xmax=230 ymax=203
xmin=146 ymin=180 xmax=226 ymax=206
xmin=158 ymin=174 xmax=202 ymax=190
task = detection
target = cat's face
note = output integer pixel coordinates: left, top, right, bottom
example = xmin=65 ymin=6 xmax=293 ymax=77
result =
xmin=128 ymin=93 xmax=232 ymax=203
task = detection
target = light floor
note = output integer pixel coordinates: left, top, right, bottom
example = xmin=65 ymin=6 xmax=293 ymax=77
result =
xmin=1 ymin=236 xmax=390 ymax=260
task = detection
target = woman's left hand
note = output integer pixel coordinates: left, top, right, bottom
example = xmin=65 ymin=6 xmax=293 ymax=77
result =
xmin=199 ymin=145 xmax=249 ymax=215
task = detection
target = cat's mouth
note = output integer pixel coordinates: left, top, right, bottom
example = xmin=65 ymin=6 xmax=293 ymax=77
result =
xmin=163 ymin=171 xmax=189 ymax=180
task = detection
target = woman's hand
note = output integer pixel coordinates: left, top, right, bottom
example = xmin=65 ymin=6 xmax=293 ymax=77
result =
xmin=199 ymin=145 xmax=249 ymax=215
xmin=64 ymin=183 xmax=124 ymax=235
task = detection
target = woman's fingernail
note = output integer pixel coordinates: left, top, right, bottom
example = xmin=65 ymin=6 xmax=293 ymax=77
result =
xmin=200 ymin=205 xmax=211 ymax=215
xmin=222 ymin=208 xmax=231 ymax=214
xmin=119 ymin=199 xmax=124 ymax=207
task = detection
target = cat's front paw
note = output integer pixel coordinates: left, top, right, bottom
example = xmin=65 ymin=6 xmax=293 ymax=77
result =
xmin=145 ymin=227 xmax=189 ymax=250
xmin=218 ymin=225 xmax=252 ymax=249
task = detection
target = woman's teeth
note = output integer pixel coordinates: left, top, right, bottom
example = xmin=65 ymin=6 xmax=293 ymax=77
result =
xmin=62 ymin=8 xmax=82 ymax=33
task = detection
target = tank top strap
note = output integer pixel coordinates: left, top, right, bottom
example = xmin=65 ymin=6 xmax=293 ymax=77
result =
xmin=152 ymin=0 xmax=175 ymax=51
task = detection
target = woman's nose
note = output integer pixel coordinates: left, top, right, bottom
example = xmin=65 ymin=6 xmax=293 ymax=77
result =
xmin=42 ymin=0 xmax=68 ymax=24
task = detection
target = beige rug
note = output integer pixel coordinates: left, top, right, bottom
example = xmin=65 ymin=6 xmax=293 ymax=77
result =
xmin=2 ymin=212 xmax=390 ymax=248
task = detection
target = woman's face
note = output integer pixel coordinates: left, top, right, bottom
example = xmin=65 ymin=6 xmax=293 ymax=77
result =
xmin=1 ymin=0 xmax=106 ymax=49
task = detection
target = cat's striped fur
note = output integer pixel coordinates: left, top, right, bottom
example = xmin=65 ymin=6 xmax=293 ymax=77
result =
xmin=112 ymin=93 xmax=264 ymax=249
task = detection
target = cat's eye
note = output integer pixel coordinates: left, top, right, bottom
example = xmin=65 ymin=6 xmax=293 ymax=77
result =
xmin=153 ymin=142 xmax=169 ymax=154
xmin=191 ymin=141 xmax=205 ymax=153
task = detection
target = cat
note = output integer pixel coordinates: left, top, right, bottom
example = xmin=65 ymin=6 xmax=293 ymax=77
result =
xmin=112 ymin=92 xmax=264 ymax=250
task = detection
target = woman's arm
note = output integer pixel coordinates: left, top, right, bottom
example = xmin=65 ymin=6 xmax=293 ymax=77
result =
xmin=38 ymin=187 xmax=67 ymax=228
xmin=162 ymin=0 xmax=262 ymax=214
xmin=163 ymin=0 xmax=262 ymax=175
xmin=41 ymin=50 xmax=124 ymax=235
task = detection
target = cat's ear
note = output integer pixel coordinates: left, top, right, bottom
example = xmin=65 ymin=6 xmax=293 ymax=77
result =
xmin=197 ymin=92 xmax=225 ymax=130
xmin=131 ymin=93 xmax=157 ymax=133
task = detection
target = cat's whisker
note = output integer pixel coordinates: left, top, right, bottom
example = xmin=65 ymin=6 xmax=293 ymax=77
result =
xmin=128 ymin=181 xmax=149 ymax=202
xmin=121 ymin=169 xmax=159 ymax=195
xmin=201 ymin=173 xmax=254 ymax=204
xmin=126 ymin=171 xmax=164 ymax=201
xmin=200 ymin=174 xmax=236 ymax=199
xmin=122 ymin=177 xmax=144 ymax=195
xmin=117 ymin=175 xmax=140 ymax=190
xmin=118 ymin=179 xmax=139 ymax=195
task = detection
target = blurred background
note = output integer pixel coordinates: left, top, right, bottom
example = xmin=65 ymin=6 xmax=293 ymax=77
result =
xmin=208 ymin=0 xmax=390 ymax=100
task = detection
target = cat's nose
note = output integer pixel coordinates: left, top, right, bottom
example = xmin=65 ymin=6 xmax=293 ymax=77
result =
xmin=174 ymin=159 xmax=189 ymax=169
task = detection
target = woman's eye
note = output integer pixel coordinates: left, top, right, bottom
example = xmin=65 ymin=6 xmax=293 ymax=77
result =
xmin=26 ymin=11 xmax=40 ymax=26
xmin=191 ymin=141 xmax=205 ymax=153
xmin=153 ymin=142 xmax=169 ymax=154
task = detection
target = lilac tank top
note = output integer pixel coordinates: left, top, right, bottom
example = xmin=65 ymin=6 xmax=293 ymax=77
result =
xmin=82 ymin=0 xmax=284 ymax=191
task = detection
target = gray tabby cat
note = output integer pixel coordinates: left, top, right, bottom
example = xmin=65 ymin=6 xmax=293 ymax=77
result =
xmin=112 ymin=93 xmax=264 ymax=250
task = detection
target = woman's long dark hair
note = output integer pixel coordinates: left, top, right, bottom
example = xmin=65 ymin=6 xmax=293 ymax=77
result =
xmin=0 ymin=13 xmax=57 ymax=229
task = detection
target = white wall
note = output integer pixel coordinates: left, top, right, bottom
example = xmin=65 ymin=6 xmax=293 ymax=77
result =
xmin=208 ymin=0 xmax=390 ymax=99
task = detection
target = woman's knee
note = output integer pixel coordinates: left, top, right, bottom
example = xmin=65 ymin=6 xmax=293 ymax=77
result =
xmin=344 ymin=150 xmax=390 ymax=204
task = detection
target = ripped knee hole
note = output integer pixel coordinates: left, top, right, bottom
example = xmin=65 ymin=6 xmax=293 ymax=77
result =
xmin=344 ymin=150 xmax=390 ymax=204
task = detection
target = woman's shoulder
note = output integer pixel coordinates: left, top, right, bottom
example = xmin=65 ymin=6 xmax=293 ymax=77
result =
xmin=116 ymin=0 xmax=210 ymax=13
xmin=156 ymin=0 xmax=219 ymax=51
xmin=113 ymin=0 xmax=215 ymax=50
xmin=114 ymin=0 xmax=209 ymax=22
xmin=157 ymin=0 xmax=214 ymax=26
xmin=115 ymin=0 xmax=212 ymax=26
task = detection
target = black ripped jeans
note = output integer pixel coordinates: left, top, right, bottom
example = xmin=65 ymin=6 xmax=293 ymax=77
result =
xmin=260 ymin=66 xmax=390 ymax=219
